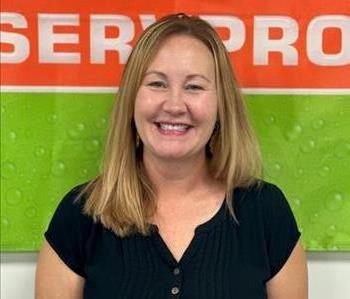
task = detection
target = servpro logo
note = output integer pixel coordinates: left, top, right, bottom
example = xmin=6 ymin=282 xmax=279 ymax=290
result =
xmin=0 ymin=0 xmax=349 ymax=88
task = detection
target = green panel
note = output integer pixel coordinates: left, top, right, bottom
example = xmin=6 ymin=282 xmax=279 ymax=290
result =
xmin=1 ymin=93 xmax=114 ymax=251
xmin=246 ymin=94 xmax=350 ymax=251
xmin=1 ymin=92 xmax=349 ymax=251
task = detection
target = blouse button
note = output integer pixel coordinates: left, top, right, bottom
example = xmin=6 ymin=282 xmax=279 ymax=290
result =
xmin=171 ymin=287 xmax=180 ymax=295
xmin=173 ymin=267 xmax=180 ymax=275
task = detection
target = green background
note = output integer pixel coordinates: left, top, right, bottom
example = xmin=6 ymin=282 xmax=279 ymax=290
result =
xmin=1 ymin=92 xmax=350 ymax=251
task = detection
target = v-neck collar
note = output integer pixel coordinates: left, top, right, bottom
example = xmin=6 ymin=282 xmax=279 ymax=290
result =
xmin=150 ymin=198 xmax=228 ymax=267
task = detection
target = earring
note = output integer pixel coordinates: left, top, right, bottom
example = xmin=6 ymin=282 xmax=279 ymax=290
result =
xmin=136 ymin=133 xmax=140 ymax=148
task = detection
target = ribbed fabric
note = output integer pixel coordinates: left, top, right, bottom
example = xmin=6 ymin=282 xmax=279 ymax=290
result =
xmin=44 ymin=181 xmax=301 ymax=299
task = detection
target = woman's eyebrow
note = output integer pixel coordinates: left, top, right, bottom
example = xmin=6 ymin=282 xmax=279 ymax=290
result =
xmin=145 ymin=71 xmax=211 ymax=83
xmin=186 ymin=74 xmax=211 ymax=83
xmin=144 ymin=70 xmax=167 ymax=79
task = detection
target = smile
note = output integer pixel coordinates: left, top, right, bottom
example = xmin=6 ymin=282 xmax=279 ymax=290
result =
xmin=155 ymin=122 xmax=193 ymax=135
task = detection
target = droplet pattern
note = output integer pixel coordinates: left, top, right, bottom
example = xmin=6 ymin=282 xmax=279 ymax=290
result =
xmin=264 ymin=115 xmax=276 ymax=125
xmin=246 ymin=94 xmax=350 ymax=251
xmin=47 ymin=114 xmax=58 ymax=124
xmin=85 ymin=139 xmax=101 ymax=152
xmin=325 ymin=192 xmax=344 ymax=211
xmin=312 ymin=119 xmax=325 ymax=130
xmin=300 ymin=139 xmax=315 ymax=153
xmin=5 ymin=188 xmax=23 ymax=206
xmin=285 ymin=124 xmax=302 ymax=141
xmin=1 ymin=161 xmax=16 ymax=179
xmin=51 ymin=161 xmax=66 ymax=176
xmin=67 ymin=123 xmax=85 ymax=139
xmin=8 ymin=131 xmax=17 ymax=141
xmin=25 ymin=207 xmax=38 ymax=219
xmin=318 ymin=165 xmax=330 ymax=177
xmin=35 ymin=147 xmax=46 ymax=157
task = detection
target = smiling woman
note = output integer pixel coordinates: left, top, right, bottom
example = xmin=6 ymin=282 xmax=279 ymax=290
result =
xmin=35 ymin=13 xmax=308 ymax=299
xmin=134 ymin=34 xmax=218 ymax=161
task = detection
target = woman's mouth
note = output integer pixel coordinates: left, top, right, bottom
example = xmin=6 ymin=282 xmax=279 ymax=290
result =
xmin=154 ymin=122 xmax=193 ymax=135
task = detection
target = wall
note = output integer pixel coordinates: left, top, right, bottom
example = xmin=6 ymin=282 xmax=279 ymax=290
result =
xmin=1 ymin=252 xmax=350 ymax=299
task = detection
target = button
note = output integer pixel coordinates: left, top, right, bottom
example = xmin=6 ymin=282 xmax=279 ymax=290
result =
xmin=173 ymin=268 xmax=180 ymax=275
xmin=171 ymin=287 xmax=180 ymax=295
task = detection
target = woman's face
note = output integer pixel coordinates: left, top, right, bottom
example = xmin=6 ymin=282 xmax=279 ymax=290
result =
xmin=134 ymin=34 xmax=218 ymax=162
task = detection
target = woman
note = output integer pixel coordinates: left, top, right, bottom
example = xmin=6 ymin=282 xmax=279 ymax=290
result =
xmin=35 ymin=13 xmax=308 ymax=298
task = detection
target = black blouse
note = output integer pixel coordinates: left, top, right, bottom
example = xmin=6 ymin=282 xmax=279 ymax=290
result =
xmin=44 ymin=181 xmax=301 ymax=299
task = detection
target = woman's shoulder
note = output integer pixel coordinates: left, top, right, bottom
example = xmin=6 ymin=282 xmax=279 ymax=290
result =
xmin=46 ymin=181 xmax=94 ymax=234
xmin=232 ymin=179 xmax=297 ymax=225
xmin=234 ymin=179 xmax=287 ymax=206
xmin=234 ymin=181 xmax=301 ymax=280
xmin=44 ymin=182 xmax=95 ymax=277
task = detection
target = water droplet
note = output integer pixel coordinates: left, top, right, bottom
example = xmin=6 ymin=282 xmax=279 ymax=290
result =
xmin=265 ymin=115 xmax=275 ymax=125
xmin=326 ymin=224 xmax=337 ymax=236
xmin=300 ymin=140 xmax=315 ymax=153
xmin=285 ymin=125 xmax=302 ymax=141
xmin=47 ymin=114 xmax=58 ymax=124
xmin=334 ymin=142 xmax=350 ymax=159
xmin=67 ymin=123 xmax=85 ymax=139
xmin=80 ymin=168 xmax=89 ymax=177
xmin=312 ymin=119 xmax=325 ymax=130
xmin=85 ymin=139 xmax=100 ymax=152
xmin=294 ymin=168 xmax=304 ymax=178
xmin=318 ymin=165 xmax=330 ymax=177
xmin=310 ymin=213 xmax=320 ymax=224
xmin=1 ymin=161 xmax=16 ymax=179
xmin=96 ymin=117 xmax=107 ymax=129
xmin=273 ymin=163 xmax=281 ymax=171
xmin=25 ymin=207 xmax=38 ymax=218
xmin=35 ymin=147 xmax=46 ymax=157
xmin=77 ymin=123 xmax=84 ymax=130
xmin=8 ymin=131 xmax=17 ymax=141
xmin=5 ymin=188 xmax=23 ymax=205
xmin=51 ymin=161 xmax=66 ymax=176
xmin=2 ymin=217 xmax=10 ymax=228
xmin=334 ymin=193 xmax=343 ymax=201
xmin=325 ymin=192 xmax=344 ymax=211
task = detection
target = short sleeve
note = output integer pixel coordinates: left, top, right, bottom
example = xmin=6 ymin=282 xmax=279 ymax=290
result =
xmin=260 ymin=183 xmax=301 ymax=280
xmin=44 ymin=184 xmax=92 ymax=278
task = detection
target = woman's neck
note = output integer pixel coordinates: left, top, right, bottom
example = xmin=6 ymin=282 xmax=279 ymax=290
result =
xmin=143 ymin=151 xmax=213 ymax=201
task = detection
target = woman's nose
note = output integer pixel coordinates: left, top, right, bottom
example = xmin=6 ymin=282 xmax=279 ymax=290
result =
xmin=162 ymin=88 xmax=187 ymax=115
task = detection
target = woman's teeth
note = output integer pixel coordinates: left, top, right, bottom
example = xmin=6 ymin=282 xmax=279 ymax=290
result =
xmin=158 ymin=123 xmax=190 ymax=131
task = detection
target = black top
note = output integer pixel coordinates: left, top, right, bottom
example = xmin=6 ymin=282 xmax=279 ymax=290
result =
xmin=44 ymin=181 xmax=301 ymax=299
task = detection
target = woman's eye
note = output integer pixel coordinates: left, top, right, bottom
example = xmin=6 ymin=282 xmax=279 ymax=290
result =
xmin=186 ymin=84 xmax=204 ymax=91
xmin=147 ymin=81 xmax=166 ymax=88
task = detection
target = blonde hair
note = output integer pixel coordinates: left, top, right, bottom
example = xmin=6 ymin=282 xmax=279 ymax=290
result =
xmin=79 ymin=13 xmax=262 ymax=237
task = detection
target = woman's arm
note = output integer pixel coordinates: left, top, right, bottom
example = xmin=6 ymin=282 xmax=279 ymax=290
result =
xmin=35 ymin=240 xmax=85 ymax=299
xmin=266 ymin=240 xmax=308 ymax=299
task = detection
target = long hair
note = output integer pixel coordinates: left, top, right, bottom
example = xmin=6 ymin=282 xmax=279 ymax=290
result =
xmin=79 ymin=13 xmax=262 ymax=237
